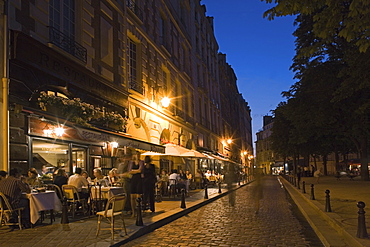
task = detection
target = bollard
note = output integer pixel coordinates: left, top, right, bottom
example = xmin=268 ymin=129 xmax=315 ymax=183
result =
xmin=218 ymin=181 xmax=222 ymax=193
xmin=61 ymin=197 xmax=69 ymax=224
xmin=325 ymin=189 xmax=332 ymax=212
xmin=204 ymin=183 xmax=209 ymax=199
xmin=302 ymin=181 xmax=306 ymax=193
xmin=180 ymin=189 xmax=186 ymax=209
xmin=310 ymin=184 xmax=315 ymax=200
xmin=357 ymin=201 xmax=369 ymax=238
xmin=294 ymin=176 xmax=297 ymax=187
xmin=135 ymin=197 xmax=143 ymax=226
xmin=297 ymin=178 xmax=300 ymax=190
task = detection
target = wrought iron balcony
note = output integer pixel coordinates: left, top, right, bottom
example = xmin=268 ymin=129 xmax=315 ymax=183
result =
xmin=48 ymin=26 xmax=87 ymax=63
xmin=126 ymin=0 xmax=143 ymax=21
xmin=129 ymin=77 xmax=144 ymax=94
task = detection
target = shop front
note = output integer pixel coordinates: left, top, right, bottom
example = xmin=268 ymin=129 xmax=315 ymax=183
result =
xmin=26 ymin=115 xmax=164 ymax=176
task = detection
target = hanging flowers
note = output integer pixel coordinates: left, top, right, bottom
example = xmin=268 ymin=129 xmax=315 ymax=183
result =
xmin=37 ymin=92 xmax=127 ymax=131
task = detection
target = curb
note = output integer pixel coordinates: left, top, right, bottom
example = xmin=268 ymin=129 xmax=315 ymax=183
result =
xmin=281 ymin=177 xmax=367 ymax=247
xmin=111 ymin=181 xmax=251 ymax=247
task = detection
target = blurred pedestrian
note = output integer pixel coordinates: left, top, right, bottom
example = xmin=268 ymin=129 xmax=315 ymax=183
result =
xmin=142 ymin=156 xmax=156 ymax=212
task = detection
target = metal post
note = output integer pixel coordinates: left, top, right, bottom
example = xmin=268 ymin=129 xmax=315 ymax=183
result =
xmin=135 ymin=197 xmax=143 ymax=226
xmin=302 ymin=181 xmax=306 ymax=193
xmin=61 ymin=197 xmax=69 ymax=224
xmin=218 ymin=181 xmax=222 ymax=193
xmin=325 ymin=189 xmax=332 ymax=212
xmin=297 ymin=178 xmax=300 ymax=189
xmin=357 ymin=201 xmax=368 ymax=238
xmin=310 ymin=184 xmax=315 ymax=200
xmin=204 ymin=183 xmax=208 ymax=199
xmin=180 ymin=189 xmax=186 ymax=209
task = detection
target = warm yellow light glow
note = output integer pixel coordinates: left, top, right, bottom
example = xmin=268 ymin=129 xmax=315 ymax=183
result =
xmin=161 ymin=97 xmax=170 ymax=107
xmin=111 ymin=142 xmax=119 ymax=148
xmin=243 ymin=151 xmax=248 ymax=155
xmin=227 ymin=139 xmax=232 ymax=144
xmin=54 ymin=126 xmax=65 ymax=137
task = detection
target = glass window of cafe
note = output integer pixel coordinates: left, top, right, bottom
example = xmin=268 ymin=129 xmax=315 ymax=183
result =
xmin=31 ymin=139 xmax=88 ymax=176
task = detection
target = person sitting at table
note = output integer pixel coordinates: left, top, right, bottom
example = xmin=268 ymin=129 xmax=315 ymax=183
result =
xmin=53 ymin=168 xmax=68 ymax=190
xmin=93 ymin=168 xmax=109 ymax=187
xmin=168 ymin=169 xmax=185 ymax=194
xmin=179 ymin=170 xmax=189 ymax=194
xmin=0 ymin=168 xmax=31 ymax=229
xmin=159 ymin=169 xmax=169 ymax=196
xmin=67 ymin=167 xmax=89 ymax=200
xmin=81 ymin=171 xmax=93 ymax=184
xmin=107 ymin=168 xmax=119 ymax=186
xmin=0 ymin=170 xmax=7 ymax=180
xmin=26 ymin=168 xmax=43 ymax=188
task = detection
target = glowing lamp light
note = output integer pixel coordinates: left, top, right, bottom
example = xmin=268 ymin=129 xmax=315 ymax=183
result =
xmin=111 ymin=142 xmax=118 ymax=148
xmin=243 ymin=151 xmax=248 ymax=156
xmin=227 ymin=139 xmax=232 ymax=144
xmin=54 ymin=126 xmax=65 ymax=137
xmin=161 ymin=97 xmax=170 ymax=107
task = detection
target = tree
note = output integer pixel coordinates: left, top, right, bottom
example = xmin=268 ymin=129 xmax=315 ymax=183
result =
xmin=262 ymin=0 xmax=370 ymax=180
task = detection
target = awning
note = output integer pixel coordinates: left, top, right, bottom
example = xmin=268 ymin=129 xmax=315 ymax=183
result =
xmin=142 ymin=143 xmax=206 ymax=158
xmin=28 ymin=115 xmax=165 ymax=153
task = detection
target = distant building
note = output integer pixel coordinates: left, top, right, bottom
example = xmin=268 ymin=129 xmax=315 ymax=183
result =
xmin=255 ymin=116 xmax=281 ymax=174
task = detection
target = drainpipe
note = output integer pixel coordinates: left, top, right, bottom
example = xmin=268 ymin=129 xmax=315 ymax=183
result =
xmin=2 ymin=0 xmax=9 ymax=172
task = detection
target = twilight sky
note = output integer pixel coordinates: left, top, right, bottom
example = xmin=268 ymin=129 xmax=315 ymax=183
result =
xmin=201 ymin=0 xmax=297 ymax=142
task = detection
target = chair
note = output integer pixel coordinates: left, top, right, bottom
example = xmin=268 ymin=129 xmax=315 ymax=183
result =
xmin=62 ymin=185 xmax=88 ymax=218
xmin=0 ymin=192 xmax=24 ymax=230
xmin=194 ymin=177 xmax=202 ymax=189
xmin=96 ymin=195 xmax=127 ymax=240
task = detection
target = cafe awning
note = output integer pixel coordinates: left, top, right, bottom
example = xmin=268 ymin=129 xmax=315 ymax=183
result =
xmin=142 ymin=143 xmax=206 ymax=158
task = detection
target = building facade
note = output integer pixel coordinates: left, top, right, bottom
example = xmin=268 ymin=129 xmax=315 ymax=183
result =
xmin=0 ymin=0 xmax=252 ymax=176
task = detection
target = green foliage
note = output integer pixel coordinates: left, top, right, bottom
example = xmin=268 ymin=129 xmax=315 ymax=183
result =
xmin=38 ymin=92 xmax=127 ymax=131
xmin=265 ymin=1 xmax=370 ymax=179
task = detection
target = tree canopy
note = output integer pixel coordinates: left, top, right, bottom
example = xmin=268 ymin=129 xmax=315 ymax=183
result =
xmin=263 ymin=0 xmax=370 ymax=179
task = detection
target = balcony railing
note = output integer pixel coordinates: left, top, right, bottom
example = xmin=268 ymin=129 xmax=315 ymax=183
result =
xmin=129 ymin=77 xmax=144 ymax=94
xmin=48 ymin=26 xmax=87 ymax=63
xmin=126 ymin=0 xmax=143 ymax=21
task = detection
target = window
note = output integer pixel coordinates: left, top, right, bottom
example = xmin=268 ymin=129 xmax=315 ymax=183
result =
xmin=49 ymin=0 xmax=75 ymax=39
xmin=128 ymin=38 xmax=143 ymax=94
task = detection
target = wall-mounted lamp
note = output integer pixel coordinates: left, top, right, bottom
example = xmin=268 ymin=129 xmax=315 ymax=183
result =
xmin=161 ymin=97 xmax=171 ymax=107
xmin=227 ymin=139 xmax=232 ymax=145
xmin=55 ymin=126 xmax=65 ymax=137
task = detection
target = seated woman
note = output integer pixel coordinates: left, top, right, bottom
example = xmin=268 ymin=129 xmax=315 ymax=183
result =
xmin=26 ymin=168 xmax=43 ymax=187
xmin=93 ymin=168 xmax=109 ymax=187
xmin=53 ymin=168 xmax=68 ymax=189
xmin=107 ymin=168 xmax=119 ymax=186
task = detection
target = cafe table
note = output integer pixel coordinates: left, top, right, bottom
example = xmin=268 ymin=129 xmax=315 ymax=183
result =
xmin=90 ymin=186 xmax=124 ymax=200
xmin=24 ymin=190 xmax=62 ymax=225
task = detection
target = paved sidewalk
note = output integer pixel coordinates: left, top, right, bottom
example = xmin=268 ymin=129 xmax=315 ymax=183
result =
xmin=281 ymin=175 xmax=370 ymax=247
xmin=0 ymin=183 xmax=247 ymax=247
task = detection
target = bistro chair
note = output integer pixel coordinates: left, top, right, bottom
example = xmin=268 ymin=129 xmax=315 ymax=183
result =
xmin=96 ymin=194 xmax=127 ymax=240
xmin=0 ymin=192 xmax=24 ymax=230
xmin=62 ymin=185 xmax=88 ymax=218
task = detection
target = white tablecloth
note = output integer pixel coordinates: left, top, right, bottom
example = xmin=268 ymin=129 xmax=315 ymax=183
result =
xmin=25 ymin=191 xmax=62 ymax=224
xmin=90 ymin=187 xmax=124 ymax=200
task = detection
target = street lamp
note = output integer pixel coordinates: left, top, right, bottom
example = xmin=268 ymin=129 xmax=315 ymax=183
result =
xmin=227 ymin=139 xmax=232 ymax=145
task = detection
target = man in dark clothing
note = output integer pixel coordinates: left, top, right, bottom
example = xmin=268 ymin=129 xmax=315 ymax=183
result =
xmin=0 ymin=168 xmax=31 ymax=228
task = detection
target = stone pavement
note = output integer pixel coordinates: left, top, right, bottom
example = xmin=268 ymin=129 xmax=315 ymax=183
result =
xmin=124 ymin=176 xmax=323 ymax=247
xmin=0 ymin=184 xmax=245 ymax=247
xmin=2 ymin=175 xmax=370 ymax=247
xmin=281 ymin=174 xmax=370 ymax=247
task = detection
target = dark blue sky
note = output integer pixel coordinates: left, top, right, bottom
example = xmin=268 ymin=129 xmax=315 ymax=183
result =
xmin=201 ymin=0 xmax=297 ymax=141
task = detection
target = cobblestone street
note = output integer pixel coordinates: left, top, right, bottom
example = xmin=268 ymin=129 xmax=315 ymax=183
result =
xmin=124 ymin=176 xmax=323 ymax=247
